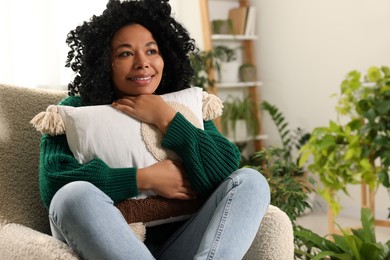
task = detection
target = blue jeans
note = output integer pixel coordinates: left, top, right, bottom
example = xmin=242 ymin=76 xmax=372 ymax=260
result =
xmin=49 ymin=168 xmax=270 ymax=260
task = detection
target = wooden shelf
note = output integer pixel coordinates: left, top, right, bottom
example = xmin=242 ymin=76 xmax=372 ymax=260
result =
xmin=199 ymin=0 xmax=264 ymax=150
xmin=217 ymin=81 xmax=263 ymax=89
xmin=228 ymin=134 xmax=268 ymax=144
xmin=212 ymin=34 xmax=258 ymax=41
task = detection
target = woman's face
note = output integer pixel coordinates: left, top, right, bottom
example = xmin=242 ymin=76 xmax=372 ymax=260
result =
xmin=111 ymin=24 xmax=164 ymax=97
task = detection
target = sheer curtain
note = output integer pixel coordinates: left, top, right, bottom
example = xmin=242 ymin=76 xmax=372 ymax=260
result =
xmin=0 ymin=0 xmax=201 ymax=89
xmin=0 ymin=0 xmax=107 ymax=89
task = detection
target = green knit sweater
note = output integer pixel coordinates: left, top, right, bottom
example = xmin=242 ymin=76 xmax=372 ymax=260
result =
xmin=39 ymin=96 xmax=240 ymax=209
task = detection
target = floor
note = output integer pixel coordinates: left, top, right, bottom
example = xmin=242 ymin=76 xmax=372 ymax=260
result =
xmin=296 ymin=196 xmax=390 ymax=243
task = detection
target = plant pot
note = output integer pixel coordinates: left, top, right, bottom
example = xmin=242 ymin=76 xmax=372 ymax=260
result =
xmin=239 ymin=65 xmax=257 ymax=82
xmin=212 ymin=19 xmax=233 ymax=35
xmin=218 ymin=60 xmax=240 ymax=83
xmin=227 ymin=119 xmax=247 ymax=141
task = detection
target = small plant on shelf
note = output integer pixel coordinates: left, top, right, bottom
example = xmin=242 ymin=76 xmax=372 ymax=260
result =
xmin=221 ymin=95 xmax=259 ymax=140
xmin=239 ymin=63 xmax=257 ymax=82
xmin=211 ymin=19 xmax=234 ymax=35
xmin=189 ymin=45 xmax=237 ymax=90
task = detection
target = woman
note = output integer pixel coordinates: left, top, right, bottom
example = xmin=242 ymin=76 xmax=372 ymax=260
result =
xmin=40 ymin=0 xmax=270 ymax=259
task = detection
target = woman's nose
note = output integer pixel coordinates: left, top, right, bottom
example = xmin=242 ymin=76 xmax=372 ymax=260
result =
xmin=133 ymin=54 xmax=149 ymax=69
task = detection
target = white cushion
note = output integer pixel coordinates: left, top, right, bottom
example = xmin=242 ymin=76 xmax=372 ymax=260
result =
xmin=58 ymin=87 xmax=204 ymax=169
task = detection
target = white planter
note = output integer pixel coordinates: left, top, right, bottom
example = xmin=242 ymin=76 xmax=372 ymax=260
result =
xmin=227 ymin=119 xmax=247 ymax=141
xmin=218 ymin=60 xmax=240 ymax=83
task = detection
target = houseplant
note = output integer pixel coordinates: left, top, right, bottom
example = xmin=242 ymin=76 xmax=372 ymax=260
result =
xmin=246 ymin=146 xmax=314 ymax=225
xmin=221 ymin=95 xmax=259 ymax=140
xmin=294 ymin=207 xmax=390 ymax=259
xmin=189 ymin=45 xmax=237 ymax=90
xmin=262 ymin=100 xmax=311 ymax=165
xmin=211 ymin=19 xmax=234 ymax=35
xmin=299 ymin=66 xmax=390 ymax=216
xmin=239 ymin=63 xmax=257 ymax=82
xmin=259 ymin=100 xmax=315 ymax=217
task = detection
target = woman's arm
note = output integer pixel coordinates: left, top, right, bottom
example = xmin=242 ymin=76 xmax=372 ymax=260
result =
xmin=39 ymin=96 xmax=139 ymax=209
xmin=162 ymin=113 xmax=241 ymax=197
xmin=39 ymin=135 xmax=138 ymax=208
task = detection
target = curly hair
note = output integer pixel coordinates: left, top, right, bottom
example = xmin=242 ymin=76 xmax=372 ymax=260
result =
xmin=65 ymin=0 xmax=196 ymax=105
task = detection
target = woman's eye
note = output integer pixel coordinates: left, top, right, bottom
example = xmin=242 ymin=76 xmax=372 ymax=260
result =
xmin=119 ymin=51 xmax=132 ymax=57
xmin=147 ymin=49 xmax=158 ymax=55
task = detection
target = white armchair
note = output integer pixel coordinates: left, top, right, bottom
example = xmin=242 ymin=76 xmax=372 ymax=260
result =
xmin=0 ymin=84 xmax=294 ymax=260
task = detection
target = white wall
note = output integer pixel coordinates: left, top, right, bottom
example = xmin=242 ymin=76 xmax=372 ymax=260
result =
xmin=180 ymin=0 xmax=390 ymax=221
xmin=2 ymin=0 xmax=388 ymax=220
xmin=253 ymin=0 xmax=390 ymax=220
xmin=0 ymin=0 xmax=108 ymax=88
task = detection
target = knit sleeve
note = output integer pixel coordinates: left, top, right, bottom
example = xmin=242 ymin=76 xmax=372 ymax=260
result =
xmin=161 ymin=113 xmax=240 ymax=197
xmin=39 ymin=96 xmax=139 ymax=209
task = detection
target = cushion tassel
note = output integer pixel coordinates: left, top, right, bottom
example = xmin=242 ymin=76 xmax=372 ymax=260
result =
xmin=202 ymin=91 xmax=224 ymax=120
xmin=128 ymin=222 xmax=146 ymax=241
xmin=30 ymin=105 xmax=65 ymax=135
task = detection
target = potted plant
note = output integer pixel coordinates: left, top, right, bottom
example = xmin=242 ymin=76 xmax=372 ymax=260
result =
xmin=262 ymin=100 xmax=311 ymax=165
xmin=213 ymin=45 xmax=239 ymax=83
xmin=221 ymin=95 xmax=259 ymax=141
xmin=239 ymin=63 xmax=257 ymax=82
xmin=211 ymin=19 xmax=234 ymax=35
xmin=246 ymin=146 xmax=314 ymax=225
xmin=260 ymin=100 xmax=315 ymax=214
xmin=299 ymin=66 xmax=390 ymax=216
xmin=294 ymin=208 xmax=390 ymax=259
xmin=189 ymin=45 xmax=237 ymax=90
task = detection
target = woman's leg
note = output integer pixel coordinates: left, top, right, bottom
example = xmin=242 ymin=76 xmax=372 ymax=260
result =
xmin=49 ymin=181 xmax=154 ymax=260
xmin=158 ymin=168 xmax=270 ymax=260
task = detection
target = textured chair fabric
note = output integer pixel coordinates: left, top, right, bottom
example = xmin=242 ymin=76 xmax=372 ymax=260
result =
xmin=0 ymin=84 xmax=294 ymax=260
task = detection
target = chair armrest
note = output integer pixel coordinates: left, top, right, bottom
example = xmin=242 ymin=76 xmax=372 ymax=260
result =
xmin=0 ymin=222 xmax=79 ymax=260
xmin=244 ymin=205 xmax=294 ymax=260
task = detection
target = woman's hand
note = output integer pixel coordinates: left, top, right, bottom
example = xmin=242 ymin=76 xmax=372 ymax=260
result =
xmin=137 ymin=160 xmax=197 ymax=200
xmin=112 ymin=95 xmax=176 ymax=133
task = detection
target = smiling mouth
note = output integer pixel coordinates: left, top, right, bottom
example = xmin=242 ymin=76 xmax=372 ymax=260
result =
xmin=129 ymin=75 xmax=153 ymax=81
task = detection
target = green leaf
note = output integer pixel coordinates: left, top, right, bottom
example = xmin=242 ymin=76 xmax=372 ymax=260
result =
xmin=298 ymin=149 xmax=311 ymax=167
xmin=347 ymin=70 xmax=361 ymax=83
xmin=381 ymin=65 xmax=390 ymax=77
xmin=313 ymin=251 xmax=352 ymax=260
xmin=377 ymin=100 xmax=390 ymax=114
xmin=345 ymin=149 xmax=355 ymax=160
xmin=378 ymin=169 xmax=390 ymax=188
xmin=333 ymin=233 xmax=353 ymax=253
xmin=360 ymin=243 xmax=381 ymax=260
xmin=319 ymin=135 xmax=336 ymax=150
xmin=367 ymin=66 xmax=381 ymax=82
xmin=329 ymin=120 xmax=342 ymax=132
xmin=360 ymin=159 xmax=372 ymax=172
xmin=360 ymin=207 xmax=376 ymax=243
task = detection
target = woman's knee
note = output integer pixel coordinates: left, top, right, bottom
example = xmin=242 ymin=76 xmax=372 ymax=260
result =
xmin=50 ymin=181 xmax=109 ymax=215
xmin=231 ymin=168 xmax=270 ymax=197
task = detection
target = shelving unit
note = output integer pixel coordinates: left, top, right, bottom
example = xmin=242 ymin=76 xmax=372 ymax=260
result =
xmin=199 ymin=0 xmax=265 ymax=151
xmin=211 ymin=34 xmax=258 ymax=41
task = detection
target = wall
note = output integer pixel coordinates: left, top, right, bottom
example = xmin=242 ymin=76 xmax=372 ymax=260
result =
xmin=2 ymin=0 xmax=388 ymax=220
xmin=0 ymin=0 xmax=195 ymax=88
xmin=253 ymin=0 xmax=390 ymax=220
xmin=0 ymin=0 xmax=108 ymax=88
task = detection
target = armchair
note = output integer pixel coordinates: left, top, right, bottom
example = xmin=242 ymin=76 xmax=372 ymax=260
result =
xmin=0 ymin=84 xmax=294 ymax=259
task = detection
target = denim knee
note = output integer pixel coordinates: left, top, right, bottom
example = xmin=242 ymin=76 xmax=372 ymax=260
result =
xmin=49 ymin=181 xmax=108 ymax=217
xmin=230 ymin=168 xmax=270 ymax=199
